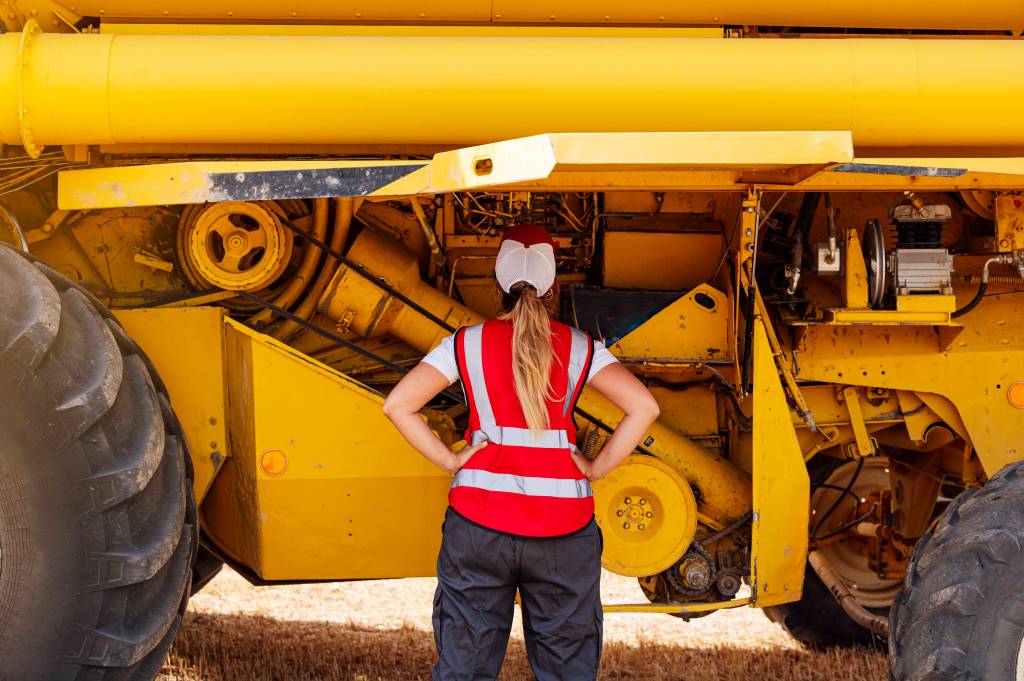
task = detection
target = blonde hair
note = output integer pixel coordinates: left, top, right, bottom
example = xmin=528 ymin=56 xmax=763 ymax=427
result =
xmin=498 ymin=285 xmax=563 ymax=435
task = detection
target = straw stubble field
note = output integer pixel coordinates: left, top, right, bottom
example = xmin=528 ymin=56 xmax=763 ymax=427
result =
xmin=159 ymin=569 xmax=885 ymax=681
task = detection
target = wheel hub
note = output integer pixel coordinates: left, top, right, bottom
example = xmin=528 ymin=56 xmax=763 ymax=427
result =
xmin=812 ymin=457 xmax=901 ymax=609
xmin=178 ymin=201 xmax=293 ymax=291
xmin=593 ymin=454 xmax=697 ymax=577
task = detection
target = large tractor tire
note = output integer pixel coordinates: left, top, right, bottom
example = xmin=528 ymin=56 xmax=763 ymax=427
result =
xmin=889 ymin=460 xmax=1024 ymax=681
xmin=0 ymin=244 xmax=196 ymax=681
xmin=764 ymin=564 xmax=884 ymax=648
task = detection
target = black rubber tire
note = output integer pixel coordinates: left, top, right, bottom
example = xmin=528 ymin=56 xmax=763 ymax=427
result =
xmin=190 ymin=544 xmax=224 ymax=595
xmin=763 ymin=563 xmax=886 ymax=648
xmin=0 ymin=244 xmax=196 ymax=681
xmin=889 ymin=460 xmax=1024 ymax=681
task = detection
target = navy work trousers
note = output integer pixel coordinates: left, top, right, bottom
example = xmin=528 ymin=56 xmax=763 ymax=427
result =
xmin=432 ymin=507 xmax=603 ymax=681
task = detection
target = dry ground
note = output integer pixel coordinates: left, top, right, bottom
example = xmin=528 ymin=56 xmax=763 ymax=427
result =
xmin=160 ymin=569 xmax=886 ymax=681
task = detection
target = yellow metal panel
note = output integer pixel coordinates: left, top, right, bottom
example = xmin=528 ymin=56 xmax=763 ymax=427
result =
xmin=604 ymin=597 xmax=751 ymax=615
xmin=57 ymin=159 xmax=428 ymax=210
xmin=844 ymin=228 xmax=869 ymax=309
xmin=611 ymin=284 xmax=732 ymax=363
xmin=750 ymin=320 xmax=809 ymax=607
xmin=101 ymin=23 xmax=724 ymax=38
xmin=895 ymin=294 xmax=956 ymax=314
xmin=113 ymin=307 xmax=228 ymax=503
xmin=794 ymin=293 xmax=1024 ymax=476
xmin=57 ymin=131 xmax=854 ymax=209
xmin=7 ymin=31 xmax=1024 ymax=151
xmin=56 ymin=0 xmax=1024 ymax=30
xmin=995 ymin=195 xmax=1024 ymax=253
xmin=202 ymin=318 xmax=450 ymax=580
xmin=602 ymin=232 xmax=724 ymax=290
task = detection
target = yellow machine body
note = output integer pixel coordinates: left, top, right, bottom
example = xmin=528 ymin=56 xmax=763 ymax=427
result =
xmin=3 ymin=32 xmax=1024 ymax=154
xmin=3 ymin=1 xmax=1024 ymax=621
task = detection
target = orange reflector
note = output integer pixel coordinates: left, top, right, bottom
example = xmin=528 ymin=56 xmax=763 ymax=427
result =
xmin=1009 ymin=382 xmax=1024 ymax=409
xmin=260 ymin=449 xmax=288 ymax=476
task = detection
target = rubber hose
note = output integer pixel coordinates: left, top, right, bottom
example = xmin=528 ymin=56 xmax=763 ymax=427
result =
xmin=952 ymin=281 xmax=987 ymax=318
xmin=273 ymin=197 xmax=354 ymax=341
xmin=251 ymin=197 xmax=328 ymax=327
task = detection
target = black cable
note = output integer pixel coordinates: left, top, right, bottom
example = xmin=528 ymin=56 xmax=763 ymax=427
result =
xmin=276 ymin=216 xmax=456 ymax=333
xmin=813 ymin=503 xmax=879 ymax=542
xmin=952 ymin=281 xmax=987 ymax=318
xmin=235 ymin=290 xmax=465 ymax=404
xmin=811 ymin=457 xmax=865 ymax=540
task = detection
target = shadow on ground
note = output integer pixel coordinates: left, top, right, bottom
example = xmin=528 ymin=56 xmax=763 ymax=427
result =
xmin=163 ymin=611 xmax=886 ymax=681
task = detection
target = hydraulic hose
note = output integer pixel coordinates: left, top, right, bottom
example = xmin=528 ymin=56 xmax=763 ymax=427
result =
xmin=952 ymin=254 xmax=1014 ymax=319
xmin=274 ymin=197 xmax=354 ymax=341
xmin=785 ymin=192 xmax=821 ymax=296
xmin=251 ymin=197 xmax=329 ymax=327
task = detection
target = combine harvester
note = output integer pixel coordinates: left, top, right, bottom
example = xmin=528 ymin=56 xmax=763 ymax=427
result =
xmin=1 ymin=2 xmax=1023 ymax=678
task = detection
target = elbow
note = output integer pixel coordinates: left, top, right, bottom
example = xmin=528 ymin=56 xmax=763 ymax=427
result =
xmin=381 ymin=396 xmax=398 ymax=420
xmin=639 ymin=396 xmax=660 ymax=423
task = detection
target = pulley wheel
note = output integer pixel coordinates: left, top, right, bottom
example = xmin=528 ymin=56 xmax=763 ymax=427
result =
xmin=959 ymin=190 xmax=995 ymax=220
xmin=178 ymin=201 xmax=293 ymax=291
xmin=862 ymin=219 xmax=887 ymax=309
xmin=593 ymin=454 xmax=697 ymax=577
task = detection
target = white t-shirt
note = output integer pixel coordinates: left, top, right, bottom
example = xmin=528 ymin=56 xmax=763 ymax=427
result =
xmin=421 ymin=333 xmax=619 ymax=386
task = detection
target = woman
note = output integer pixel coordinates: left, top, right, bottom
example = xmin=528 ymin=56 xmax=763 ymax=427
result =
xmin=383 ymin=224 xmax=660 ymax=681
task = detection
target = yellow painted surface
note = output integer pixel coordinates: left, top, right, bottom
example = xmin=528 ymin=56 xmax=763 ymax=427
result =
xmin=54 ymin=0 xmax=1024 ymax=30
xmin=750 ymin=321 xmax=809 ymax=607
xmin=896 ymin=294 xmax=956 ymax=314
xmin=5 ymin=33 xmax=1024 ymax=151
xmin=114 ymin=307 xmax=228 ymax=503
xmin=604 ymin=597 xmax=751 ymax=614
xmin=995 ymin=195 xmax=1024 ymax=253
xmin=102 ymin=24 xmax=724 ymax=37
xmin=201 ymin=318 xmax=450 ymax=580
xmin=602 ymin=232 xmax=725 ymax=291
xmin=794 ymin=293 xmax=1024 ymax=476
xmin=611 ymin=284 xmax=731 ymax=363
xmin=844 ymin=228 xmax=870 ymax=309
xmin=593 ymin=455 xmax=698 ymax=577
xmin=57 ymin=159 xmax=428 ymax=210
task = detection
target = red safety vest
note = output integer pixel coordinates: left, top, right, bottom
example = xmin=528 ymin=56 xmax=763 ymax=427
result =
xmin=450 ymin=319 xmax=594 ymax=537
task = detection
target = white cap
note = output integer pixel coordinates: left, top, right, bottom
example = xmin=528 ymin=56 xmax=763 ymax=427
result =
xmin=494 ymin=224 xmax=557 ymax=296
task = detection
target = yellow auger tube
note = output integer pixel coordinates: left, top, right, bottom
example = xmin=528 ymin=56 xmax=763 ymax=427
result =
xmin=2 ymin=33 xmax=1024 ymax=153
xmin=319 ymin=229 xmax=753 ymax=523
xmin=62 ymin=0 xmax=1024 ymax=31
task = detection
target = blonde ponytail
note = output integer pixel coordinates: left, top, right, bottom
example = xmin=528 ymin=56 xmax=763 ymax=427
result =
xmin=498 ymin=285 xmax=562 ymax=436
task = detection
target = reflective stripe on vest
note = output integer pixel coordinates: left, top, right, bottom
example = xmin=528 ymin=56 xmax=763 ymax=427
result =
xmin=470 ymin=425 xmax=577 ymax=452
xmin=452 ymin=468 xmax=593 ymax=499
xmin=461 ymin=324 xmax=496 ymax=427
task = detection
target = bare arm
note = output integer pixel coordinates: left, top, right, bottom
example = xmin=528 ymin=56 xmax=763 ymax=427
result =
xmin=573 ymin=363 xmax=660 ymax=482
xmin=382 ymin=363 xmax=487 ymax=474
